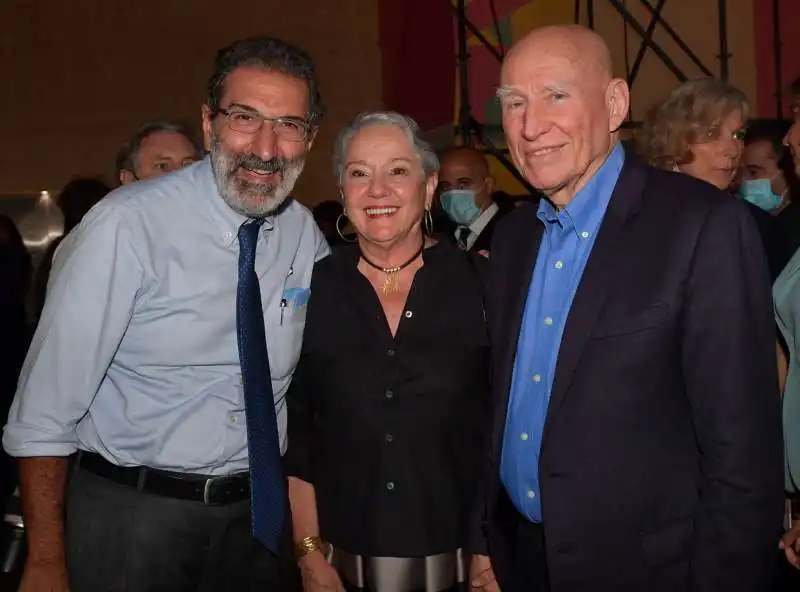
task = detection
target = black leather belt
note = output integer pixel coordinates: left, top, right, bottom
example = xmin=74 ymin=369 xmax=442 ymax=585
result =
xmin=74 ymin=451 xmax=250 ymax=506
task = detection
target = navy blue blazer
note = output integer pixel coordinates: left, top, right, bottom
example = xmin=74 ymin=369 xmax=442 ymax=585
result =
xmin=479 ymin=154 xmax=785 ymax=592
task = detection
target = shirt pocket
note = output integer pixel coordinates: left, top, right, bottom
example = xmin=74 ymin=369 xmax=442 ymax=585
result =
xmin=268 ymin=287 xmax=309 ymax=379
xmin=282 ymin=287 xmax=310 ymax=326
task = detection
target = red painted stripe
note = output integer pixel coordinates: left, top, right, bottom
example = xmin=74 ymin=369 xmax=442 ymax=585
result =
xmin=753 ymin=0 xmax=800 ymax=117
xmin=378 ymin=0 xmax=456 ymax=130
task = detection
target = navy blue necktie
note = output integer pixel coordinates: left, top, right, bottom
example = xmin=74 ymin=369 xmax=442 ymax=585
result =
xmin=236 ymin=219 xmax=285 ymax=553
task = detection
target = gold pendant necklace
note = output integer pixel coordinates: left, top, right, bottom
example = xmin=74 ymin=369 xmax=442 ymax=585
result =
xmin=359 ymin=239 xmax=425 ymax=295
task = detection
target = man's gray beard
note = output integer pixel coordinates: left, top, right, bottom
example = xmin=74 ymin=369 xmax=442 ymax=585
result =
xmin=209 ymin=138 xmax=305 ymax=218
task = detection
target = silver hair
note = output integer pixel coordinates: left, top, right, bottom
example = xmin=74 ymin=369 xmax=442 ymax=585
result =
xmin=332 ymin=111 xmax=439 ymax=185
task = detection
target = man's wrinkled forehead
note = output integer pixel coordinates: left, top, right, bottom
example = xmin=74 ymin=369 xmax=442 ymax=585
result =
xmin=500 ymin=51 xmax=586 ymax=91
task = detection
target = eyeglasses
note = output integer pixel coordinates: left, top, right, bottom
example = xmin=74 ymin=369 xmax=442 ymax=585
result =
xmin=216 ymin=107 xmax=311 ymax=142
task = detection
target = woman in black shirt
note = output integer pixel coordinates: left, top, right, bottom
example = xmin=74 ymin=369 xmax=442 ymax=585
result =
xmin=285 ymin=111 xmax=491 ymax=592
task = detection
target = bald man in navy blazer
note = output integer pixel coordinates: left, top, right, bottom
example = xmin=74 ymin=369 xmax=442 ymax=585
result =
xmin=467 ymin=25 xmax=785 ymax=592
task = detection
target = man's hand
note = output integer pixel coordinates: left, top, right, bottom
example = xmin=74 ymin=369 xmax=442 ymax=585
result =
xmin=779 ymin=521 xmax=800 ymax=569
xmin=17 ymin=560 xmax=70 ymax=592
xmin=470 ymin=553 xmax=500 ymax=591
xmin=298 ymin=550 xmax=344 ymax=592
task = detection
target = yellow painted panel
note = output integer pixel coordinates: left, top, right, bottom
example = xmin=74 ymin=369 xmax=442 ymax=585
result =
xmin=467 ymin=0 xmax=574 ymax=48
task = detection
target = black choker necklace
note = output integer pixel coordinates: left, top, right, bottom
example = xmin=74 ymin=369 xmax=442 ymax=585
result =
xmin=359 ymin=238 xmax=426 ymax=294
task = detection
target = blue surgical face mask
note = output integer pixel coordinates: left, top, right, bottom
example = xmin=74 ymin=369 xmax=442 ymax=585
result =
xmin=440 ymin=189 xmax=482 ymax=226
xmin=738 ymin=177 xmax=784 ymax=212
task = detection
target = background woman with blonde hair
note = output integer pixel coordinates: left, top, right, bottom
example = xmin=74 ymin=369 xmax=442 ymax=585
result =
xmin=638 ymin=78 xmax=748 ymax=190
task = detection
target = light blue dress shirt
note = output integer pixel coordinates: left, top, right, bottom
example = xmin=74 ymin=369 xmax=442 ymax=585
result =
xmin=501 ymin=143 xmax=625 ymax=521
xmin=3 ymin=158 xmax=329 ymax=475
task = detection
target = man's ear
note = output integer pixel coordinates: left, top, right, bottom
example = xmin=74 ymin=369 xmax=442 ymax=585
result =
xmin=307 ymin=127 xmax=319 ymax=151
xmin=201 ymin=104 xmax=214 ymax=152
xmin=119 ymin=170 xmax=136 ymax=185
xmin=607 ymin=78 xmax=630 ymax=133
xmin=485 ymin=175 xmax=495 ymax=195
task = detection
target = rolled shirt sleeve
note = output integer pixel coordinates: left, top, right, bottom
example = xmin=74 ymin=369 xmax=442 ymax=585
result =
xmin=3 ymin=200 xmax=143 ymax=457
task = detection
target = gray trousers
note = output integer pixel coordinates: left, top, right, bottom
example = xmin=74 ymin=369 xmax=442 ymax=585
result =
xmin=65 ymin=467 xmax=300 ymax=592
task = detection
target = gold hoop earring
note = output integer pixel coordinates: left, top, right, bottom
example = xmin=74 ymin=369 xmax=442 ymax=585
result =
xmin=335 ymin=213 xmax=357 ymax=243
xmin=423 ymin=208 xmax=434 ymax=236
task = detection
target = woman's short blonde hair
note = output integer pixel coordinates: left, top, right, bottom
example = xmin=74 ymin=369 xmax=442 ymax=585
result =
xmin=637 ymin=78 xmax=749 ymax=170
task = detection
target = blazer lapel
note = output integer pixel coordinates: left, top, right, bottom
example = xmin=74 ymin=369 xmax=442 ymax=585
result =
xmin=543 ymin=158 xmax=647 ymax=435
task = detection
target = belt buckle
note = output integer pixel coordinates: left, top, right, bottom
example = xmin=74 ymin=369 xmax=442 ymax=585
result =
xmin=203 ymin=476 xmax=224 ymax=505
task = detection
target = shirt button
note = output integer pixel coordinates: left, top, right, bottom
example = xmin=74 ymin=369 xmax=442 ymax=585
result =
xmin=387 ymin=348 xmax=396 ymax=357
xmin=404 ymin=310 xmax=413 ymax=318
xmin=581 ymin=231 xmax=590 ymax=239
xmin=384 ymin=390 xmax=394 ymax=400
xmin=225 ymin=231 xmax=233 ymax=239
xmin=520 ymin=432 xmax=529 ymax=441
xmin=385 ymin=433 xmax=394 ymax=442
xmin=229 ymin=415 xmax=237 ymax=424
xmin=386 ymin=481 xmax=395 ymax=491
xmin=527 ymin=490 xmax=536 ymax=499
xmin=554 ymin=261 xmax=564 ymax=269
xmin=544 ymin=317 xmax=553 ymax=326
xmin=533 ymin=374 xmax=542 ymax=383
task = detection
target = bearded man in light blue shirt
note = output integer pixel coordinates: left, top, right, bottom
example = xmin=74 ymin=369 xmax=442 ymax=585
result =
xmin=3 ymin=36 xmax=329 ymax=592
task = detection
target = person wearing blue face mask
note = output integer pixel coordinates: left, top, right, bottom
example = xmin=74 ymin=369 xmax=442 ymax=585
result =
xmin=739 ymin=175 xmax=785 ymax=212
xmin=739 ymin=118 xmax=800 ymax=279
xmin=437 ymin=146 xmax=513 ymax=253
xmin=742 ymin=118 xmax=800 ymax=258
xmin=740 ymin=122 xmax=791 ymax=214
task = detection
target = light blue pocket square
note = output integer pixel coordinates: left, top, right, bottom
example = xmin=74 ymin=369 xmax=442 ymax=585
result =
xmin=282 ymin=287 xmax=310 ymax=308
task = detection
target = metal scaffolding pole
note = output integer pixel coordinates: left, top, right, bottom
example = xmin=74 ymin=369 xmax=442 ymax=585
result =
xmin=636 ymin=0 xmax=713 ymax=77
xmin=773 ymin=0 xmax=783 ymax=117
xmin=455 ymin=0 xmax=471 ymax=146
xmin=718 ymin=0 xmax=730 ymax=81
xmin=450 ymin=0 xmax=535 ymax=192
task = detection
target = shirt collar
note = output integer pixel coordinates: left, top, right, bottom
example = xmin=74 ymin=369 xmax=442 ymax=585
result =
xmin=468 ymin=202 xmax=500 ymax=235
xmin=197 ymin=156 xmax=276 ymax=247
xmin=536 ymin=142 xmax=625 ymax=240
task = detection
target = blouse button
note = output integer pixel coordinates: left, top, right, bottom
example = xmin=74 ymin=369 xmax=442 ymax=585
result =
xmin=387 ymin=348 xmax=396 ymax=357
xmin=404 ymin=310 xmax=413 ymax=318
xmin=386 ymin=481 xmax=395 ymax=491
xmin=384 ymin=390 xmax=394 ymax=400
xmin=385 ymin=433 xmax=394 ymax=442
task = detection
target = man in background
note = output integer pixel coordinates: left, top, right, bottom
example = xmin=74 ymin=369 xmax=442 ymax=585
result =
xmin=438 ymin=146 xmax=512 ymax=252
xmin=742 ymin=118 xmax=800 ymax=263
xmin=116 ymin=119 xmax=203 ymax=184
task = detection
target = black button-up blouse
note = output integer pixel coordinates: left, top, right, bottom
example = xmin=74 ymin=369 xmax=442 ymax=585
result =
xmin=285 ymin=240 xmax=491 ymax=557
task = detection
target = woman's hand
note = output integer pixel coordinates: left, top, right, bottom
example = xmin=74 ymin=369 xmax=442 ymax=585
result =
xmin=298 ymin=550 xmax=345 ymax=592
xmin=780 ymin=520 xmax=800 ymax=569
xmin=470 ymin=554 xmax=500 ymax=591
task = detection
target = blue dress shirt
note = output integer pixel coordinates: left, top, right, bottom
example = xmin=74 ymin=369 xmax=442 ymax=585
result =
xmin=3 ymin=158 xmax=329 ymax=475
xmin=501 ymin=143 xmax=625 ymax=521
